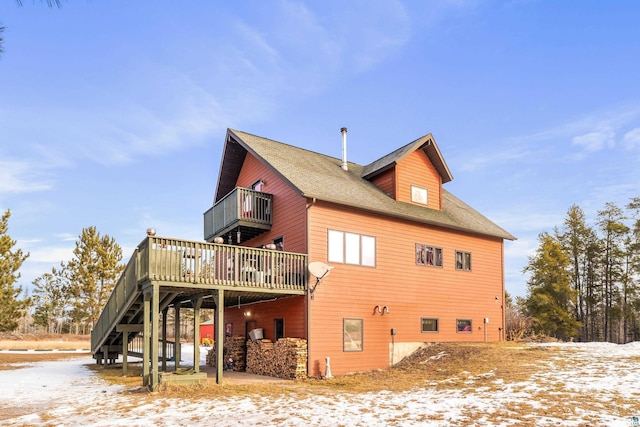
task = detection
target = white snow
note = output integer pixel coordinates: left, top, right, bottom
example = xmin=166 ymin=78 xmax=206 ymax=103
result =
xmin=1 ymin=342 xmax=640 ymax=426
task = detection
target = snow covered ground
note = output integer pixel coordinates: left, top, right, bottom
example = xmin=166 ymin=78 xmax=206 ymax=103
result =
xmin=1 ymin=342 xmax=640 ymax=426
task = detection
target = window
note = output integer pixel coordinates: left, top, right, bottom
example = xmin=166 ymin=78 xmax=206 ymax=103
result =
xmin=345 ymin=233 xmax=360 ymax=264
xmin=455 ymin=250 xmax=472 ymax=271
xmin=457 ymin=319 xmax=472 ymax=333
xmin=411 ymin=185 xmax=428 ymax=205
xmin=328 ymin=230 xmax=344 ymax=263
xmin=416 ymin=244 xmax=443 ymax=267
xmin=274 ymin=318 xmax=284 ymax=341
xmin=421 ymin=318 xmax=439 ymax=333
xmin=343 ymin=318 xmax=363 ymax=352
xmin=328 ymin=230 xmax=376 ymax=267
xmin=251 ymin=179 xmax=264 ymax=192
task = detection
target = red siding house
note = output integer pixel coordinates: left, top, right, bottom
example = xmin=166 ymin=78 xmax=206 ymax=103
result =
xmin=210 ymin=128 xmax=515 ymax=377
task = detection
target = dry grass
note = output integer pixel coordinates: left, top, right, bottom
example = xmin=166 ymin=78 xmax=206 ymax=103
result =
xmin=0 ymin=333 xmax=90 ymax=370
xmin=86 ymin=342 xmax=555 ymax=399
xmin=0 ymin=333 xmax=90 ymax=350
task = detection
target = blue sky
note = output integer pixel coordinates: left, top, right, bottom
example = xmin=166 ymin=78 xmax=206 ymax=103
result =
xmin=1 ymin=1 xmax=639 ymax=299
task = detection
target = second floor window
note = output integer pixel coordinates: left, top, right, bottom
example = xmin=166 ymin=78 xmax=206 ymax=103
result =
xmin=328 ymin=230 xmax=376 ymax=267
xmin=455 ymin=250 xmax=472 ymax=271
xmin=416 ymin=244 xmax=443 ymax=267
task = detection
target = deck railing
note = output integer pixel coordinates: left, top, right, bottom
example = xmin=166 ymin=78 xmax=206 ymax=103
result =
xmin=204 ymin=187 xmax=272 ymax=241
xmin=128 ymin=335 xmax=175 ymax=361
xmin=91 ymin=236 xmax=307 ymax=354
xmin=91 ymin=249 xmax=140 ymax=353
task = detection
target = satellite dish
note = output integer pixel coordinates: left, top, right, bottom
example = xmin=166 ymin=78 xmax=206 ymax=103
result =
xmin=308 ymin=262 xmax=333 ymax=299
xmin=309 ymin=261 xmax=334 ymax=279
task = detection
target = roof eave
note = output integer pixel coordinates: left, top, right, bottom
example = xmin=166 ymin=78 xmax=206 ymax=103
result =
xmin=301 ymin=193 xmax=516 ymax=241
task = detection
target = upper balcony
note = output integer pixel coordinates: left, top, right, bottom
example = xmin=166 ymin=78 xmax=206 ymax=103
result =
xmin=204 ymin=187 xmax=273 ymax=244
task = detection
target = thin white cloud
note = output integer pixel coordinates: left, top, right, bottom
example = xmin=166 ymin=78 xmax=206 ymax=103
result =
xmin=23 ymin=246 xmax=74 ymax=264
xmin=521 ymin=106 xmax=640 ymax=144
xmin=571 ymin=129 xmax=615 ymax=152
xmin=54 ymin=233 xmax=78 ymax=242
xmin=458 ymin=144 xmax=538 ymax=172
xmin=0 ymin=158 xmax=52 ymax=194
xmin=622 ymin=127 xmax=640 ymax=150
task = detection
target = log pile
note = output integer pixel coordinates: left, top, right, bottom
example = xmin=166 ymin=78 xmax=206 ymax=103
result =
xmin=205 ymin=336 xmax=246 ymax=371
xmin=246 ymin=337 xmax=307 ymax=380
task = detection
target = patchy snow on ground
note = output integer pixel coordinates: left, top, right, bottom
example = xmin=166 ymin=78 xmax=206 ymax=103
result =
xmin=1 ymin=342 xmax=640 ymax=426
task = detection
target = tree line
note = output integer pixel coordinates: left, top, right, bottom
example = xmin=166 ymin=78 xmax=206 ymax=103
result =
xmin=0 ymin=209 xmax=123 ymax=334
xmin=508 ymin=197 xmax=640 ymax=343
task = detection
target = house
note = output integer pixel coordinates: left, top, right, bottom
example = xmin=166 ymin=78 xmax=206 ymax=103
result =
xmin=90 ymin=127 xmax=515 ymax=388
xmin=207 ymin=128 xmax=515 ymax=377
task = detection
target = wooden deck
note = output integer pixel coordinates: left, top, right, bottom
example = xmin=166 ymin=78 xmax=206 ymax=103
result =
xmin=90 ymin=235 xmax=307 ymax=389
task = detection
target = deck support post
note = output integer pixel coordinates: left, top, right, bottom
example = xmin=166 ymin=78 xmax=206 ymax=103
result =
xmin=151 ymin=283 xmax=160 ymax=391
xmin=193 ymin=297 xmax=203 ymax=373
xmin=122 ymin=330 xmax=129 ymax=376
xmin=142 ymin=291 xmax=150 ymax=387
xmin=174 ymin=302 xmax=181 ymax=371
xmin=214 ymin=289 xmax=225 ymax=384
xmin=162 ymin=307 xmax=168 ymax=373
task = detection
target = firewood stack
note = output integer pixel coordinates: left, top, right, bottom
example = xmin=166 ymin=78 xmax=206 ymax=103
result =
xmin=205 ymin=336 xmax=246 ymax=371
xmin=246 ymin=337 xmax=307 ymax=380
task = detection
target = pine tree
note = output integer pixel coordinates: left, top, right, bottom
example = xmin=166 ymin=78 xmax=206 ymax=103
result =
xmin=556 ymin=205 xmax=603 ymax=341
xmin=32 ymin=265 xmax=70 ymax=334
xmin=523 ymin=232 xmax=581 ymax=340
xmin=67 ymin=226 xmax=123 ymax=332
xmin=0 ymin=210 xmax=30 ymax=332
xmin=597 ymin=202 xmax=628 ymax=342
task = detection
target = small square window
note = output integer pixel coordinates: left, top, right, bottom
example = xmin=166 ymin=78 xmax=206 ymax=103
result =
xmin=455 ymin=251 xmax=472 ymax=271
xmin=411 ymin=185 xmax=428 ymax=205
xmin=456 ymin=319 xmax=472 ymax=333
xmin=421 ymin=318 xmax=439 ymax=333
xmin=416 ymin=244 xmax=443 ymax=267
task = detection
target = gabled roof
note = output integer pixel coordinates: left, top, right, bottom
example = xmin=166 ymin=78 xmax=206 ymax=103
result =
xmin=361 ymin=133 xmax=453 ymax=183
xmin=215 ymin=129 xmax=515 ymax=241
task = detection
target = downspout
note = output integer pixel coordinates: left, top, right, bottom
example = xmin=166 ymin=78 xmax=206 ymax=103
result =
xmin=305 ymin=197 xmax=316 ymax=377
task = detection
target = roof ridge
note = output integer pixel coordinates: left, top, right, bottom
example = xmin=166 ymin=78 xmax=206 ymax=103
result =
xmin=229 ymin=128 xmax=363 ymax=167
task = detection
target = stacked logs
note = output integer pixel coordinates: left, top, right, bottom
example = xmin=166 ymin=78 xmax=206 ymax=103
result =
xmin=246 ymin=337 xmax=308 ymax=380
xmin=205 ymin=336 xmax=246 ymax=371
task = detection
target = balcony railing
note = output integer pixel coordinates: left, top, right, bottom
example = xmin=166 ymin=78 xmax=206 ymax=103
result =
xmin=204 ymin=187 xmax=272 ymax=242
xmin=139 ymin=237 xmax=307 ymax=290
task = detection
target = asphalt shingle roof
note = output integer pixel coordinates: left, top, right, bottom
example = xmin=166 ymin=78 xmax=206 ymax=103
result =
xmin=221 ymin=129 xmax=515 ymax=241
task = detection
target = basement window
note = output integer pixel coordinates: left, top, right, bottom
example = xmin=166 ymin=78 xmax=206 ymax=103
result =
xmin=343 ymin=318 xmax=363 ymax=352
xmin=456 ymin=319 xmax=472 ymax=333
xmin=421 ymin=318 xmax=439 ymax=333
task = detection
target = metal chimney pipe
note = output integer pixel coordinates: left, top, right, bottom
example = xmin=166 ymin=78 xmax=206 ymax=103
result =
xmin=340 ymin=127 xmax=348 ymax=171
